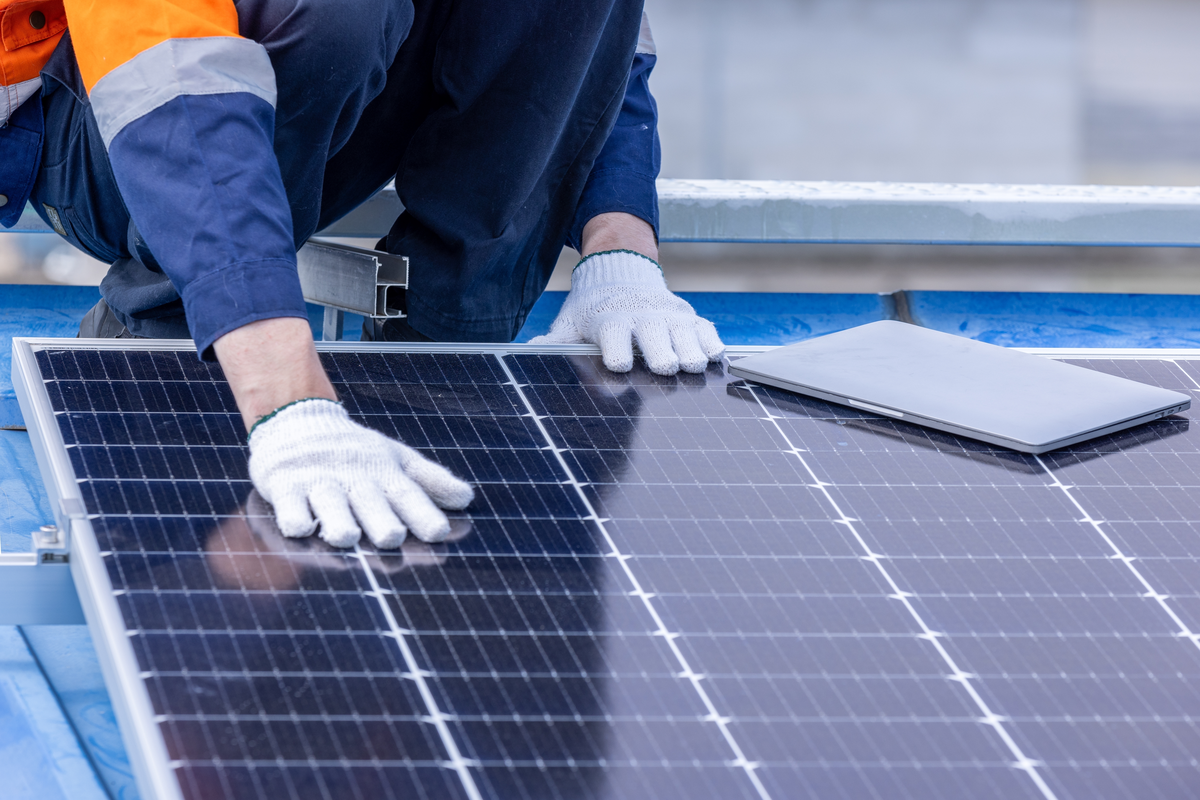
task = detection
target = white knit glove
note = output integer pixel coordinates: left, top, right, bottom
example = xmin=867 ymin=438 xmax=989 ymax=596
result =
xmin=247 ymin=399 xmax=474 ymax=549
xmin=529 ymin=250 xmax=725 ymax=375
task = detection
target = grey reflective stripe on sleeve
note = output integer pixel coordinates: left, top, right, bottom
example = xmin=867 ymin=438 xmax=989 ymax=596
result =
xmin=637 ymin=12 xmax=656 ymax=55
xmin=1 ymin=76 xmax=43 ymax=127
xmin=89 ymin=36 xmax=278 ymax=147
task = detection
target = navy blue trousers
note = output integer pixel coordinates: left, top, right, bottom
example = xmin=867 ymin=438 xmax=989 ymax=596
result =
xmin=34 ymin=0 xmax=647 ymax=341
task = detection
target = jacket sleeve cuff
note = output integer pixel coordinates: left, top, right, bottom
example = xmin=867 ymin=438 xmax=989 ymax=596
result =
xmin=181 ymin=259 xmax=309 ymax=361
xmin=566 ymin=169 xmax=659 ymax=253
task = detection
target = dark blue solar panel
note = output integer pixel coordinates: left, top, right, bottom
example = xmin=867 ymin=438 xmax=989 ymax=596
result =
xmin=27 ymin=345 xmax=1200 ymax=800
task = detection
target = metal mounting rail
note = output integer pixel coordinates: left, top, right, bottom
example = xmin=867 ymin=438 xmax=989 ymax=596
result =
xmin=0 ymin=550 xmax=86 ymax=625
xmin=16 ymin=180 xmax=1200 ymax=245
xmin=306 ymin=179 xmax=1200 ymax=246
xmin=295 ymin=240 xmax=409 ymax=341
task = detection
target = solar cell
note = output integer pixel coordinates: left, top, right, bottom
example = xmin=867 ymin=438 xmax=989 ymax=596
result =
xmin=13 ymin=339 xmax=1200 ymax=800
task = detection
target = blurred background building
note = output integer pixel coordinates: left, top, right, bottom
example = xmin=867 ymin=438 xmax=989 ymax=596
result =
xmin=6 ymin=0 xmax=1200 ymax=294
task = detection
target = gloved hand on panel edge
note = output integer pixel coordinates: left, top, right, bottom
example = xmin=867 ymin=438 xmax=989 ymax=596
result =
xmin=529 ymin=249 xmax=726 ymax=376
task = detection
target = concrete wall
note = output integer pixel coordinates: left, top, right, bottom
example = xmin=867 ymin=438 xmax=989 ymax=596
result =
xmin=648 ymin=0 xmax=1200 ymax=188
xmin=1084 ymin=0 xmax=1200 ymax=185
xmin=649 ymin=0 xmax=1083 ymax=184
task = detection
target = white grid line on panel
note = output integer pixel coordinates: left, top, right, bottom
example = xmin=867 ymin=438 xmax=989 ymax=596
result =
xmin=350 ymin=546 xmax=484 ymax=800
xmin=744 ymin=384 xmax=1060 ymax=800
xmin=1167 ymin=360 xmax=1200 ymax=392
xmin=494 ymin=354 xmax=773 ymax=800
xmin=1034 ymin=457 xmax=1200 ymax=656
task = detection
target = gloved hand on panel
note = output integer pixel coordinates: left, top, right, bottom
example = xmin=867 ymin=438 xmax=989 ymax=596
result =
xmin=247 ymin=398 xmax=474 ymax=549
xmin=529 ymin=250 xmax=725 ymax=375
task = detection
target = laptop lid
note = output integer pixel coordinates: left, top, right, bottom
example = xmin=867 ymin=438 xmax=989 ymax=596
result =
xmin=728 ymin=321 xmax=1192 ymax=453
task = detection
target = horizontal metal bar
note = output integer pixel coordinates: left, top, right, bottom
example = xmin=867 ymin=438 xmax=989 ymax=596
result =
xmin=18 ymin=180 xmax=1200 ymax=246
xmin=26 ymin=337 xmax=1200 ymax=362
xmin=655 ymin=180 xmax=1200 ymax=246
xmin=296 ymin=240 xmax=408 ymax=318
xmin=0 ymin=558 xmax=86 ymax=625
xmin=323 ymin=180 xmax=1200 ymax=246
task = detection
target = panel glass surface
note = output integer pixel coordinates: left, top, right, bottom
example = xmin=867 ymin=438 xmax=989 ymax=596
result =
xmin=29 ymin=346 xmax=1200 ymax=800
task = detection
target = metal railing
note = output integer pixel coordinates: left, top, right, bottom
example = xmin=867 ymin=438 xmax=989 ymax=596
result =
xmin=19 ymin=180 xmax=1200 ymax=244
xmin=251 ymin=179 xmax=1200 ymax=246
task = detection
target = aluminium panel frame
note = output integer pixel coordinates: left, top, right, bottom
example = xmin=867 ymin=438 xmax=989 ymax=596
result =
xmin=13 ymin=338 xmax=184 ymax=800
xmin=13 ymin=336 xmax=1200 ymax=800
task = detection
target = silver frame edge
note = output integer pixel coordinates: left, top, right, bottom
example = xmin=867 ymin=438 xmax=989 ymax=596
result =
xmin=34 ymin=339 xmax=1200 ymax=359
xmin=12 ymin=338 xmax=184 ymax=800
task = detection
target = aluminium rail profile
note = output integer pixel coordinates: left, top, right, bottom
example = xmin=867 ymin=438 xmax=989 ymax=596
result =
xmin=295 ymin=240 xmax=409 ymax=341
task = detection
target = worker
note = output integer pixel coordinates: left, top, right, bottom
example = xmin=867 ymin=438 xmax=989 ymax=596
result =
xmin=0 ymin=0 xmax=725 ymax=549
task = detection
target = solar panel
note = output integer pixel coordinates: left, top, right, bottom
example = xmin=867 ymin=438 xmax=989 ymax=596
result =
xmin=13 ymin=338 xmax=1200 ymax=800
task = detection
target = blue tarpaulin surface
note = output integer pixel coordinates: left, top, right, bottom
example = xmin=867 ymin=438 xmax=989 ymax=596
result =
xmin=0 ymin=286 xmax=101 ymax=429
xmin=0 ymin=627 xmax=112 ymax=800
xmin=906 ymin=291 xmax=1200 ymax=348
xmin=4 ymin=284 xmax=1199 ymax=798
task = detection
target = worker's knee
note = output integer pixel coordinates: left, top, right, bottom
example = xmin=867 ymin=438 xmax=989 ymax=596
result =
xmin=241 ymin=0 xmax=413 ymax=90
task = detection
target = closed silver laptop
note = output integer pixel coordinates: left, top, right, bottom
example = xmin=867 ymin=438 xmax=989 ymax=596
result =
xmin=728 ymin=321 xmax=1191 ymax=453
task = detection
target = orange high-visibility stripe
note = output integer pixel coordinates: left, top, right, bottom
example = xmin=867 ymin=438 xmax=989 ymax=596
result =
xmin=63 ymin=0 xmax=240 ymax=93
xmin=0 ymin=0 xmax=67 ymax=86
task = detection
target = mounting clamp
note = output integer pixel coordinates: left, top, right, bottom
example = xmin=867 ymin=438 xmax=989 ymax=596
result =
xmin=0 ymin=522 xmax=86 ymax=625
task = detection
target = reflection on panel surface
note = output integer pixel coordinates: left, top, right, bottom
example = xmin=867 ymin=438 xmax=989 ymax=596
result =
xmin=28 ymin=345 xmax=1200 ymax=800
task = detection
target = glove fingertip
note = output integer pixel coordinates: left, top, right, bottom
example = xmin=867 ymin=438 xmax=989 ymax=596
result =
xmin=528 ymin=331 xmax=580 ymax=345
xmin=278 ymin=517 xmax=318 ymax=539
xmin=309 ymin=484 xmax=363 ymax=549
xmin=595 ymin=317 xmax=635 ymax=373
xmin=438 ymin=480 xmax=475 ymax=511
xmin=319 ymin=525 xmax=362 ymax=549
xmin=641 ymin=338 xmax=680 ymax=375
xmin=409 ymin=512 xmax=452 ymax=544
xmin=631 ymin=319 xmax=681 ymax=376
xmin=406 ymin=459 xmax=476 ymax=510
xmin=369 ymin=526 xmax=408 ymax=550
xmin=424 ymin=475 xmax=475 ymax=511
xmin=529 ymin=315 xmax=583 ymax=345
xmin=268 ymin=495 xmax=318 ymax=539
xmin=697 ymin=322 xmax=727 ymax=361
xmin=603 ymin=353 xmax=634 ymax=373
